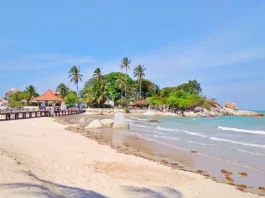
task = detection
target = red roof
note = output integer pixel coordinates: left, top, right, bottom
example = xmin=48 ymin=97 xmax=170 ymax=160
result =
xmin=34 ymin=89 xmax=63 ymax=101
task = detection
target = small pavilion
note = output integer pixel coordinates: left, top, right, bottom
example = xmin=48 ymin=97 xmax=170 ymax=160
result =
xmin=33 ymin=89 xmax=63 ymax=110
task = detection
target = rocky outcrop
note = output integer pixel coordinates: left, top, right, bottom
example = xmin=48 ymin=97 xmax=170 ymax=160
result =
xmin=225 ymin=101 xmax=238 ymax=110
xmin=100 ymin=119 xmax=114 ymax=128
xmin=5 ymin=88 xmax=20 ymax=98
xmin=113 ymin=112 xmax=129 ymax=129
xmin=85 ymin=119 xmax=103 ymax=129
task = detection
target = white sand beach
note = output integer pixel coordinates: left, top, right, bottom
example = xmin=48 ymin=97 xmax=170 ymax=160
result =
xmin=0 ymin=118 xmax=261 ymax=198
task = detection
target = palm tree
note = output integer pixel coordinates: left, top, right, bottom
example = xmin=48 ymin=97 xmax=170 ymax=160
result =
xmin=56 ymin=83 xmax=70 ymax=99
xmin=116 ymin=74 xmax=127 ymax=98
xmin=133 ymin=65 xmax=146 ymax=100
xmin=120 ymin=57 xmax=131 ymax=100
xmin=93 ymin=68 xmax=103 ymax=81
xmin=25 ymin=85 xmax=37 ymax=103
xmin=68 ymin=66 xmax=83 ymax=95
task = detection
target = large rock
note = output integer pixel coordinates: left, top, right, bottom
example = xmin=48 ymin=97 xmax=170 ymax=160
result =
xmin=85 ymin=119 xmax=103 ymax=129
xmin=100 ymin=119 xmax=114 ymax=128
xmin=225 ymin=101 xmax=238 ymax=110
xmin=5 ymin=88 xmax=20 ymax=98
xmin=194 ymin=107 xmax=208 ymax=113
xmin=183 ymin=111 xmax=199 ymax=117
xmin=113 ymin=112 xmax=129 ymax=129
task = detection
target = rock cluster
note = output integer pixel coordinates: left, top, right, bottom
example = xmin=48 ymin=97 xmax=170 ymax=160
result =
xmin=225 ymin=101 xmax=238 ymax=110
xmin=84 ymin=113 xmax=128 ymax=129
xmin=5 ymin=88 xmax=20 ymax=98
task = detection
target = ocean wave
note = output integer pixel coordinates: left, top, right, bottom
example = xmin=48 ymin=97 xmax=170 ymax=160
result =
xmin=156 ymin=126 xmax=208 ymax=138
xmin=188 ymin=140 xmax=220 ymax=147
xmin=130 ymin=123 xmax=152 ymax=129
xmin=218 ymin=126 xmax=265 ymax=135
xmin=129 ymin=117 xmax=148 ymax=121
xmin=130 ymin=129 xmax=165 ymax=135
xmin=153 ymin=135 xmax=180 ymax=141
xmin=210 ymin=137 xmax=265 ymax=148
xmin=232 ymin=148 xmax=265 ymax=157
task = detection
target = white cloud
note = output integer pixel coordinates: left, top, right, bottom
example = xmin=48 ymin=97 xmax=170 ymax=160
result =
xmin=0 ymin=54 xmax=96 ymax=70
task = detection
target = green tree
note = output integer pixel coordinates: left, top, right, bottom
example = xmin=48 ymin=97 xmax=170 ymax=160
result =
xmin=68 ymin=65 xmax=83 ymax=95
xmin=93 ymin=67 xmax=103 ymax=81
xmin=120 ymin=57 xmax=131 ymax=100
xmin=133 ymin=65 xmax=146 ymax=100
xmin=116 ymin=74 xmax=127 ymax=98
xmin=104 ymin=72 xmax=134 ymax=102
xmin=56 ymin=83 xmax=70 ymax=99
xmin=177 ymin=80 xmax=202 ymax=95
xmin=64 ymin=91 xmax=79 ymax=106
xmin=25 ymin=85 xmax=37 ymax=103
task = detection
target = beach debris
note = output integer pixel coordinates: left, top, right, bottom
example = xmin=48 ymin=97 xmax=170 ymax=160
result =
xmin=160 ymin=160 xmax=168 ymax=164
xmin=113 ymin=112 xmax=129 ymax=129
xmin=225 ymin=176 xmax=234 ymax=183
xmin=196 ymin=170 xmax=204 ymax=174
xmin=258 ymin=187 xmax=265 ymax=191
xmin=221 ymin=169 xmax=233 ymax=176
xmin=85 ymin=119 xmax=103 ymax=129
xmin=238 ymin=172 xmax=248 ymax=176
xmin=236 ymin=184 xmax=247 ymax=191
xmin=147 ymin=119 xmax=159 ymax=123
xmin=100 ymin=119 xmax=114 ymax=128
xmin=191 ymin=150 xmax=198 ymax=153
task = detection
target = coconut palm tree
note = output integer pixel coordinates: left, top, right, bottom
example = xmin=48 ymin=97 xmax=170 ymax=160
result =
xmin=25 ymin=85 xmax=37 ymax=103
xmin=93 ymin=68 xmax=103 ymax=81
xmin=56 ymin=83 xmax=70 ymax=99
xmin=68 ymin=66 xmax=83 ymax=95
xmin=116 ymin=74 xmax=127 ymax=98
xmin=120 ymin=57 xmax=131 ymax=100
xmin=133 ymin=65 xmax=146 ymax=100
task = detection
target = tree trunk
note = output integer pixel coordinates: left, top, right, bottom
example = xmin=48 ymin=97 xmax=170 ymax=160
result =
xmin=125 ymin=67 xmax=127 ymax=101
xmin=140 ymin=81 xmax=142 ymax=101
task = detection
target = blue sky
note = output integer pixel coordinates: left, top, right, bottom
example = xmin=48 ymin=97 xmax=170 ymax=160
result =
xmin=0 ymin=0 xmax=265 ymax=109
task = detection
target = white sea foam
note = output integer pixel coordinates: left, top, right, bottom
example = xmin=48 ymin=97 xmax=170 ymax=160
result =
xmin=156 ymin=126 xmax=208 ymax=138
xmin=218 ymin=126 xmax=265 ymax=135
xmin=188 ymin=140 xmax=220 ymax=147
xmin=129 ymin=117 xmax=148 ymax=121
xmin=130 ymin=123 xmax=152 ymax=129
xmin=153 ymin=135 xmax=180 ymax=141
xmin=232 ymin=148 xmax=265 ymax=157
xmin=210 ymin=137 xmax=265 ymax=148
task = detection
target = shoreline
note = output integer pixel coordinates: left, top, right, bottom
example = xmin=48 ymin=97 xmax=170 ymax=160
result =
xmin=57 ymin=117 xmax=265 ymax=196
xmin=0 ymin=117 xmax=264 ymax=197
xmin=84 ymin=108 xmax=265 ymax=118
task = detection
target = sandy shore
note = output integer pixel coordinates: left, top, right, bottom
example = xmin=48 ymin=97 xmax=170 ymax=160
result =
xmin=0 ymin=118 xmax=262 ymax=197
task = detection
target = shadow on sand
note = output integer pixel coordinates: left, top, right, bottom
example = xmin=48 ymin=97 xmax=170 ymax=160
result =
xmin=0 ymin=170 xmax=183 ymax=198
xmin=122 ymin=186 xmax=183 ymax=198
xmin=0 ymin=170 xmax=107 ymax=198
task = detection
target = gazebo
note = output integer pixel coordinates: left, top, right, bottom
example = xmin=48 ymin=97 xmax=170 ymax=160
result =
xmin=33 ymin=89 xmax=63 ymax=110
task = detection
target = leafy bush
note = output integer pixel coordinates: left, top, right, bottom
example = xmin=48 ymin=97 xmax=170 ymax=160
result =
xmin=124 ymin=108 xmax=130 ymax=113
xmin=201 ymin=99 xmax=211 ymax=111
xmin=64 ymin=91 xmax=79 ymax=105
xmin=8 ymin=99 xmax=23 ymax=108
xmin=134 ymin=100 xmax=148 ymax=107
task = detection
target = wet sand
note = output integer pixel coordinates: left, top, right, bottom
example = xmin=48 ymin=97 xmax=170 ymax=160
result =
xmin=58 ymin=115 xmax=265 ymax=196
xmin=0 ymin=117 xmax=264 ymax=197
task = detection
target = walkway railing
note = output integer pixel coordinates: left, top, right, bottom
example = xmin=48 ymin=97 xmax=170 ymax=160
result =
xmin=0 ymin=108 xmax=86 ymax=121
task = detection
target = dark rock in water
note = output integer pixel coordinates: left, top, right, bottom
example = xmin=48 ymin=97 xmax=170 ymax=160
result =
xmin=148 ymin=119 xmax=159 ymax=123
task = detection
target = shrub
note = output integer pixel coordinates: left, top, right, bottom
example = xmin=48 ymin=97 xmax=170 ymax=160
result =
xmin=124 ymin=108 xmax=130 ymax=113
xmin=134 ymin=100 xmax=148 ymax=107
xmin=201 ymin=100 xmax=211 ymax=111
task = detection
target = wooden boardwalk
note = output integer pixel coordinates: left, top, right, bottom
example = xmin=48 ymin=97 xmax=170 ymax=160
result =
xmin=0 ymin=109 xmax=86 ymax=121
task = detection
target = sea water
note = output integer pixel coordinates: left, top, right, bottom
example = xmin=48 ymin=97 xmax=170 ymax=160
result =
xmin=128 ymin=114 xmax=265 ymax=172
